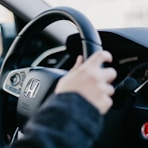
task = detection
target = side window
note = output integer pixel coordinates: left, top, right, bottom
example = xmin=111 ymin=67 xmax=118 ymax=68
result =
xmin=0 ymin=4 xmax=15 ymax=57
xmin=0 ymin=5 xmax=14 ymax=23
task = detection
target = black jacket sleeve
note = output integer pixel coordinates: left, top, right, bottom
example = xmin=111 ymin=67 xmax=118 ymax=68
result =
xmin=10 ymin=92 xmax=104 ymax=148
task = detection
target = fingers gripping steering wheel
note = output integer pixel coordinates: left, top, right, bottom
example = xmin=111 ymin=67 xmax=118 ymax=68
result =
xmin=0 ymin=6 xmax=103 ymax=145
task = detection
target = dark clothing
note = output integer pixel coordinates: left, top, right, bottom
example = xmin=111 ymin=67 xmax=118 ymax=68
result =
xmin=10 ymin=93 xmax=104 ymax=148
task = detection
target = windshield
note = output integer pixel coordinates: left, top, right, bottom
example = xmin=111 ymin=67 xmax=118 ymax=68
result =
xmin=44 ymin=0 xmax=148 ymax=29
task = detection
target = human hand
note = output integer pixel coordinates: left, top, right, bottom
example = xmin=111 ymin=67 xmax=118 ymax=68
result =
xmin=55 ymin=50 xmax=117 ymax=114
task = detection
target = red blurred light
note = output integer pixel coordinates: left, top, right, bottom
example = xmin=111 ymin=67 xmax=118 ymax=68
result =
xmin=141 ymin=122 xmax=148 ymax=139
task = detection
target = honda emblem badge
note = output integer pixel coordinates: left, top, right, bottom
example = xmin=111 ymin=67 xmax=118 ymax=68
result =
xmin=24 ymin=78 xmax=40 ymax=98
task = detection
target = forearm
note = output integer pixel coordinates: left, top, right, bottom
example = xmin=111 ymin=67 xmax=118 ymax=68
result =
xmin=11 ymin=93 xmax=104 ymax=148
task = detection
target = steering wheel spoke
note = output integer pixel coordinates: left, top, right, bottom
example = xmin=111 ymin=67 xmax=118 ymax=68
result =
xmin=3 ymin=67 xmax=31 ymax=97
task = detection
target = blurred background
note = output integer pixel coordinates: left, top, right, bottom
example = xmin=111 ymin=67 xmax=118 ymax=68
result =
xmin=0 ymin=5 xmax=14 ymax=23
xmin=44 ymin=0 xmax=148 ymax=29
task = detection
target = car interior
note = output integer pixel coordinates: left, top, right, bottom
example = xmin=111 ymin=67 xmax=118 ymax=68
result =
xmin=0 ymin=0 xmax=148 ymax=147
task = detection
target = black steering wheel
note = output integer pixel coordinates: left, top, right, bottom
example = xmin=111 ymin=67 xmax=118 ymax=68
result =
xmin=0 ymin=7 xmax=103 ymax=145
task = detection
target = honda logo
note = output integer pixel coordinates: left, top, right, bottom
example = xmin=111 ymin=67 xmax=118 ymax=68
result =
xmin=24 ymin=79 xmax=40 ymax=98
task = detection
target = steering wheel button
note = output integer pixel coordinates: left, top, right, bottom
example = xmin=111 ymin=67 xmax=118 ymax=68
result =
xmin=141 ymin=122 xmax=148 ymax=139
xmin=10 ymin=73 xmax=21 ymax=86
xmin=5 ymin=85 xmax=20 ymax=94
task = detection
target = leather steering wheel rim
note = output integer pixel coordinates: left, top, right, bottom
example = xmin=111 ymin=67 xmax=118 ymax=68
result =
xmin=0 ymin=6 xmax=103 ymax=145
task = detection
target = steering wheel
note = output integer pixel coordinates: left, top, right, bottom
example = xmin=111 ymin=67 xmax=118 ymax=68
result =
xmin=0 ymin=7 xmax=103 ymax=145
